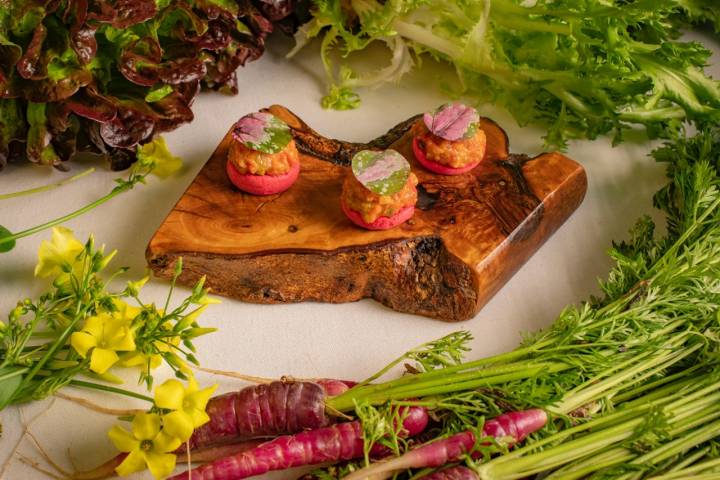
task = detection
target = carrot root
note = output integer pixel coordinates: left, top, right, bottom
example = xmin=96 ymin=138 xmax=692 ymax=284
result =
xmin=170 ymin=406 xmax=430 ymax=480
xmin=342 ymin=409 xmax=547 ymax=480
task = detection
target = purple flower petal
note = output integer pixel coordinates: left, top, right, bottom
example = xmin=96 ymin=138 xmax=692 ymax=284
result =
xmin=423 ymin=103 xmax=479 ymax=141
xmin=232 ymin=112 xmax=273 ymax=145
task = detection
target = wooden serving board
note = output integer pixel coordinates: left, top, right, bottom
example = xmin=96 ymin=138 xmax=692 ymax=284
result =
xmin=146 ymin=105 xmax=587 ymax=321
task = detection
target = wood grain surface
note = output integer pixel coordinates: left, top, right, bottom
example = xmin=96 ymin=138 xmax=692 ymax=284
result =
xmin=146 ymin=105 xmax=587 ymax=321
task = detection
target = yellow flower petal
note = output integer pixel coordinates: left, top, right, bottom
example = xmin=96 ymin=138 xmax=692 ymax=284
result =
xmin=115 ymin=449 xmax=147 ymax=477
xmin=189 ymin=409 xmax=211 ymax=429
xmin=113 ymin=299 xmax=142 ymax=323
xmin=108 ymin=326 xmax=136 ymax=352
xmin=83 ymin=313 xmax=112 ymax=338
xmin=187 ymin=384 xmax=218 ymax=427
xmin=162 ymin=410 xmax=194 ymax=442
xmin=154 ymin=379 xmax=185 ymax=410
xmin=154 ymin=430 xmax=183 ymax=453
xmin=186 ymin=376 xmax=199 ymax=393
xmin=132 ymin=412 xmax=162 ymax=440
xmin=108 ymin=425 xmax=138 ymax=453
xmin=143 ymin=451 xmax=177 ymax=479
xmin=70 ymin=331 xmax=96 ymax=358
xmin=34 ymin=227 xmax=84 ymax=278
xmin=89 ymin=348 xmax=119 ymax=374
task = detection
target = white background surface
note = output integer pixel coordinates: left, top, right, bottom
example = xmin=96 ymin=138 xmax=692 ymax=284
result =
xmin=1 ymin=31 xmax=718 ymax=479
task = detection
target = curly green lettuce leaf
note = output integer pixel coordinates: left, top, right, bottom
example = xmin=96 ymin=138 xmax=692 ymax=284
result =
xmin=299 ymin=0 xmax=720 ymax=149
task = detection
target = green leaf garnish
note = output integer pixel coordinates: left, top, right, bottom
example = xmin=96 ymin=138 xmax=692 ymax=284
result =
xmin=232 ymin=112 xmax=292 ymax=154
xmin=351 ymin=149 xmax=410 ymax=196
xmin=0 ymin=225 xmax=16 ymax=253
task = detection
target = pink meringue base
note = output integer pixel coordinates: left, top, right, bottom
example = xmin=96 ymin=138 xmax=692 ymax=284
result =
xmin=341 ymin=200 xmax=415 ymax=231
xmin=226 ymin=159 xmax=300 ymax=196
xmin=412 ymin=137 xmax=480 ymax=175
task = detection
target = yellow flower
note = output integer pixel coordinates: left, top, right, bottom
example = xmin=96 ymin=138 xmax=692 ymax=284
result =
xmin=70 ymin=313 xmax=136 ymax=374
xmin=154 ymin=377 xmax=218 ymax=442
xmin=118 ymin=351 xmax=163 ymax=373
xmin=137 ymin=136 xmax=182 ymax=178
xmin=34 ymin=227 xmax=84 ymax=279
xmin=108 ymin=412 xmax=181 ymax=479
xmin=112 ymin=298 xmax=142 ymax=323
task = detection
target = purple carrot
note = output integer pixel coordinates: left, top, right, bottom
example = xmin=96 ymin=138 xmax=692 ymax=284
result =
xmin=341 ymin=409 xmax=547 ymax=480
xmin=314 ymin=379 xmax=357 ymax=396
xmin=170 ymin=406 xmax=430 ymax=480
xmin=419 ymin=466 xmax=478 ymax=480
xmin=189 ymin=380 xmax=340 ymax=449
xmin=72 ymin=440 xmax=265 ymax=479
xmin=78 ymin=380 xmax=354 ymax=479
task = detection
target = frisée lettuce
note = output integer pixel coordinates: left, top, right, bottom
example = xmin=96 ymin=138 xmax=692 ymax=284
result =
xmin=293 ymin=0 xmax=720 ymax=149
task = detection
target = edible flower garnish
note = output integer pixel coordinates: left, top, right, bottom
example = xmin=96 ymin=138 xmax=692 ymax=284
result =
xmin=108 ymin=412 xmax=182 ymax=479
xmin=34 ymin=226 xmax=86 ymax=279
xmin=351 ymin=149 xmax=411 ymax=196
xmin=423 ymin=103 xmax=479 ymax=141
xmin=232 ymin=112 xmax=292 ymax=154
xmin=154 ymin=377 xmax=218 ymax=441
xmin=70 ymin=313 xmax=137 ymax=374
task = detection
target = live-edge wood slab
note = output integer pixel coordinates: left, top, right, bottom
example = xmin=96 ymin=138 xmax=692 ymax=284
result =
xmin=146 ymin=105 xmax=587 ymax=321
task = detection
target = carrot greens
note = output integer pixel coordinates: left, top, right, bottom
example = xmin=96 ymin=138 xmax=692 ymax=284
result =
xmin=301 ymin=125 xmax=720 ymax=480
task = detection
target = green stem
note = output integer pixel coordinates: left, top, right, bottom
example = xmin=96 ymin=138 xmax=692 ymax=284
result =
xmin=633 ymin=417 xmax=720 ymax=466
xmin=477 ymin=379 xmax=720 ymax=478
xmin=0 ymin=182 xmax=135 ymax=246
xmin=332 ymin=364 xmax=569 ymax=411
xmin=330 ymin=341 xmax=553 ymax=408
xmin=546 ymin=403 xmax=720 ymax=480
xmin=551 ymin=339 xmax=699 ymax=415
xmin=664 ymin=446 xmax=711 ymax=473
xmin=68 ymin=380 xmax=154 ymax=403
xmin=614 ymin=363 xmax=706 ymax=404
xmin=649 ymin=457 xmax=720 ymax=479
xmin=646 ymin=196 xmax=720 ymax=278
xmin=0 ymin=367 xmax=29 ymax=382
xmin=0 ymin=168 xmax=95 ymax=200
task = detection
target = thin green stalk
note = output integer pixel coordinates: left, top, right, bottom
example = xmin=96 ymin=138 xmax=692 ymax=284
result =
xmin=0 ymin=181 xmax=137 ymax=247
xmin=546 ymin=449 xmax=635 ymax=480
xmin=614 ymin=364 xmax=706 ymax=404
xmin=0 ymin=168 xmax=94 ymax=200
xmin=0 ymin=367 xmax=29 ymax=382
xmin=649 ymin=458 xmax=720 ymax=479
xmin=646 ymin=195 xmax=720 ymax=278
xmin=328 ymin=362 xmax=569 ymax=411
xmin=481 ymin=418 xmax=645 ymax=477
xmin=69 ymin=380 xmax=154 ymax=403
xmin=545 ymin=403 xmax=720 ymax=480
xmin=14 ymin=257 xmax=93 ymax=396
xmin=630 ymin=417 xmax=720 ymax=468
xmin=477 ymin=380 xmax=720 ymax=479
xmin=664 ymin=446 xmax=711 ymax=473
xmin=552 ymin=342 xmax=699 ymax=414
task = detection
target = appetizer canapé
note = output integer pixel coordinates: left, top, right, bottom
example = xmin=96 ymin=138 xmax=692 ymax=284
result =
xmin=226 ymin=112 xmax=300 ymax=195
xmin=412 ymin=103 xmax=486 ymax=175
xmin=341 ymin=149 xmax=418 ymax=230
